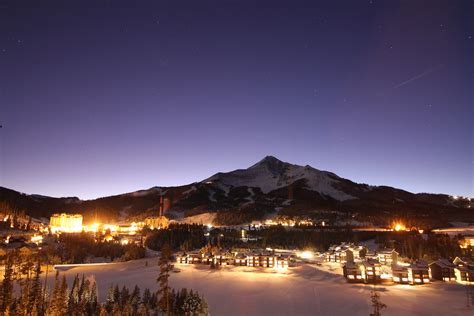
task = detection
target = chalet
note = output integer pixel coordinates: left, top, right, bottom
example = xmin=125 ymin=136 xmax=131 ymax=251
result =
xmin=188 ymin=252 xmax=202 ymax=264
xmin=452 ymin=257 xmax=474 ymax=283
xmin=213 ymin=251 xmax=232 ymax=266
xmin=233 ymin=253 xmax=247 ymax=266
xmin=325 ymin=251 xmax=346 ymax=263
xmin=453 ymin=257 xmax=474 ymax=270
xmin=429 ymin=259 xmax=456 ymax=282
xmin=260 ymin=255 xmax=275 ymax=268
xmin=326 ymin=243 xmax=350 ymax=263
xmin=343 ymin=262 xmax=363 ymax=283
xmin=348 ymin=245 xmax=367 ymax=260
xmin=359 ymin=259 xmax=382 ymax=284
xmin=202 ymin=252 xmax=214 ymax=265
xmin=407 ymin=262 xmax=430 ymax=285
xmin=454 ymin=266 xmax=473 ymax=283
xmin=391 ymin=265 xmax=409 ymax=284
xmin=245 ymin=251 xmax=281 ymax=268
xmin=176 ymin=252 xmax=188 ymax=264
xmin=246 ymin=254 xmax=261 ymax=267
xmin=275 ymin=255 xmax=289 ymax=269
xmin=377 ymin=249 xmax=398 ymax=265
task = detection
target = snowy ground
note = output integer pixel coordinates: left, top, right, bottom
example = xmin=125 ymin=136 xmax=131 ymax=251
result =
xmin=174 ymin=212 xmax=216 ymax=226
xmin=51 ymin=258 xmax=472 ymax=316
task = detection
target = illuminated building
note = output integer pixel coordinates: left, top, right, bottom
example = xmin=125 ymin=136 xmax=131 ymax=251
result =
xmin=343 ymin=262 xmax=363 ymax=282
xmin=144 ymin=195 xmax=170 ymax=230
xmin=429 ymin=259 xmax=456 ymax=282
xmin=175 ymin=250 xmax=288 ymax=271
xmin=407 ymin=262 xmax=430 ymax=285
xmin=234 ymin=253 xmax=247 ymax=266
xmin=377 ymin=249 xmax=398 ymax=265
xmin=459 ymin=235 xmax=474 ymax=248
xmin=144 ymin=216 xmax=169 ymax=230
xmin=452 ymin=257 xmax=474 ymax=283
xmin=275 ymin=255 xmax=289 ymax=269
xmin=176 ymin=252 xmax=188 ymax=264
xmin=454 ymin=266 xmax=473 ymax=283
xmin=359 ymin=259 xmax=382 ymax=284
xmin=50 ymin=213 xmax=83 ymax=233
xmin=325 ymin=243 xmax=367 ymax=263
xmin=391 ymin=265 xmax=409 ymax=284
xmin=117 ymin=222 xmax=139 ymax=235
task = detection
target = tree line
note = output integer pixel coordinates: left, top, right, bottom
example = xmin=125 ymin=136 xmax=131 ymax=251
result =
xmin=0 ymin=247 xmax=210 ymax=316
xmin=145 ymin=224 xmax=207 ymax=251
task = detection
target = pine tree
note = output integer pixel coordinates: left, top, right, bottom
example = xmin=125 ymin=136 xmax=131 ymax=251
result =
xmin=120 ymin=285 xmax=130 ymax=309
xmin=105 ymin=285 xmax=115 ymax=313
xmin=78 ymin=276 xmax=90 ymax=315
xmin=58 ymin=275 xmax=68 ymax=315
xmin=130 ymin=285 xmax=141 ymax=315
xmin=88 ymin=281 xmax=99 ymax=315
xmin=370 ymin=290 xmax=387 ymax=316
xmin=15 ymin=278 xmax=31 ymax=316
xmin=0 ymin=253 xmax=14 ymax=314
xmin=67 ymin=274 xmax=80 ymax=315
xmin=99 ymin=305 xmax=109 ymax=316
xmin=157 ymin=243 xmax=174 ymax=315
xmin=28 ymin=259 xmax=43 ymax=315
xmin=141 ymin=287 xmax=152 ymax=311
xmin=46 ymin=271 xmax=61 ymax=315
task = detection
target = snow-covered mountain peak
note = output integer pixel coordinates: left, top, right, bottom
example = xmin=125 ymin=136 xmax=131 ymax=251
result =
xmin=204 ymin=156 xmax=355 ymax=201
xmin=249 ymin=156 xmax=292 ymax=175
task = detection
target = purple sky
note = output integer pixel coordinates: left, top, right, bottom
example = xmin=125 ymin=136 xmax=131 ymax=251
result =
xmin=1 ymin=0 xmax=472 ymax=199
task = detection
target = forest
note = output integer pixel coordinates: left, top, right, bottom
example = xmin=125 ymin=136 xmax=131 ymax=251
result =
xmin=0 ymin=246 xmax=209 ymax=316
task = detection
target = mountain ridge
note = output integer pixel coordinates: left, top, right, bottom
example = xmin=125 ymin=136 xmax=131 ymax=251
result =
xmin=0 ymin=156 xmax=471 ymax=226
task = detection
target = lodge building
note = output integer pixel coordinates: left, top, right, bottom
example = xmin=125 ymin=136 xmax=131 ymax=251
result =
xmin=429 ymin=259 xmax=456 ymax=282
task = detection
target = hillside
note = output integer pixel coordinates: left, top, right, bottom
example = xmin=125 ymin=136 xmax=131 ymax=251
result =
xmin=0 ymin=156 xmax=471 ymax=226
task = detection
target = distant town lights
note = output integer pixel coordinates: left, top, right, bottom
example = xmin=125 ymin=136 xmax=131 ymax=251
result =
xmin=392 ymin=222 xmax=407 ymax=232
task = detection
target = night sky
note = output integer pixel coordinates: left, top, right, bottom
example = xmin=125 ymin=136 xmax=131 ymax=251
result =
xmin=1 ymin=0 xmax=472 ymax=199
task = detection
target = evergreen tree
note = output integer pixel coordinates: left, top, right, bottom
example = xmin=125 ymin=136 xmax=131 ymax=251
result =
xmin=370 ymin=290 xmax=387 ymax=316
xmin=105 ymin=285 xmax=115 ymax=313
xmin=120 ymin=285 xmax=130 ymax=309
xmin=88 ymin=281 xmax=99 ymax=315
xmin=141 ymin=287 xmax=152 ymax=312
xmin=46 ymin=271 xmax=61 ymax=315
xmin=67 ymin=274 xmax=80 ymax=315
xmin=15 ymin=277 xmax=31 ymax=316
xmin=57 ymin=275 xmax=69 ymax=316
xmin=99 ymin=305 xmax=109 ymax=316
xmin=157 ymin=243 xmax=174 ymax=315
xmin=28 ymin=259 xmax=43 ymax=315
xmin=0 ymin=253 xmax=14 ymax=314
xmin=130 ymin=285 xmax=141 ymax=315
